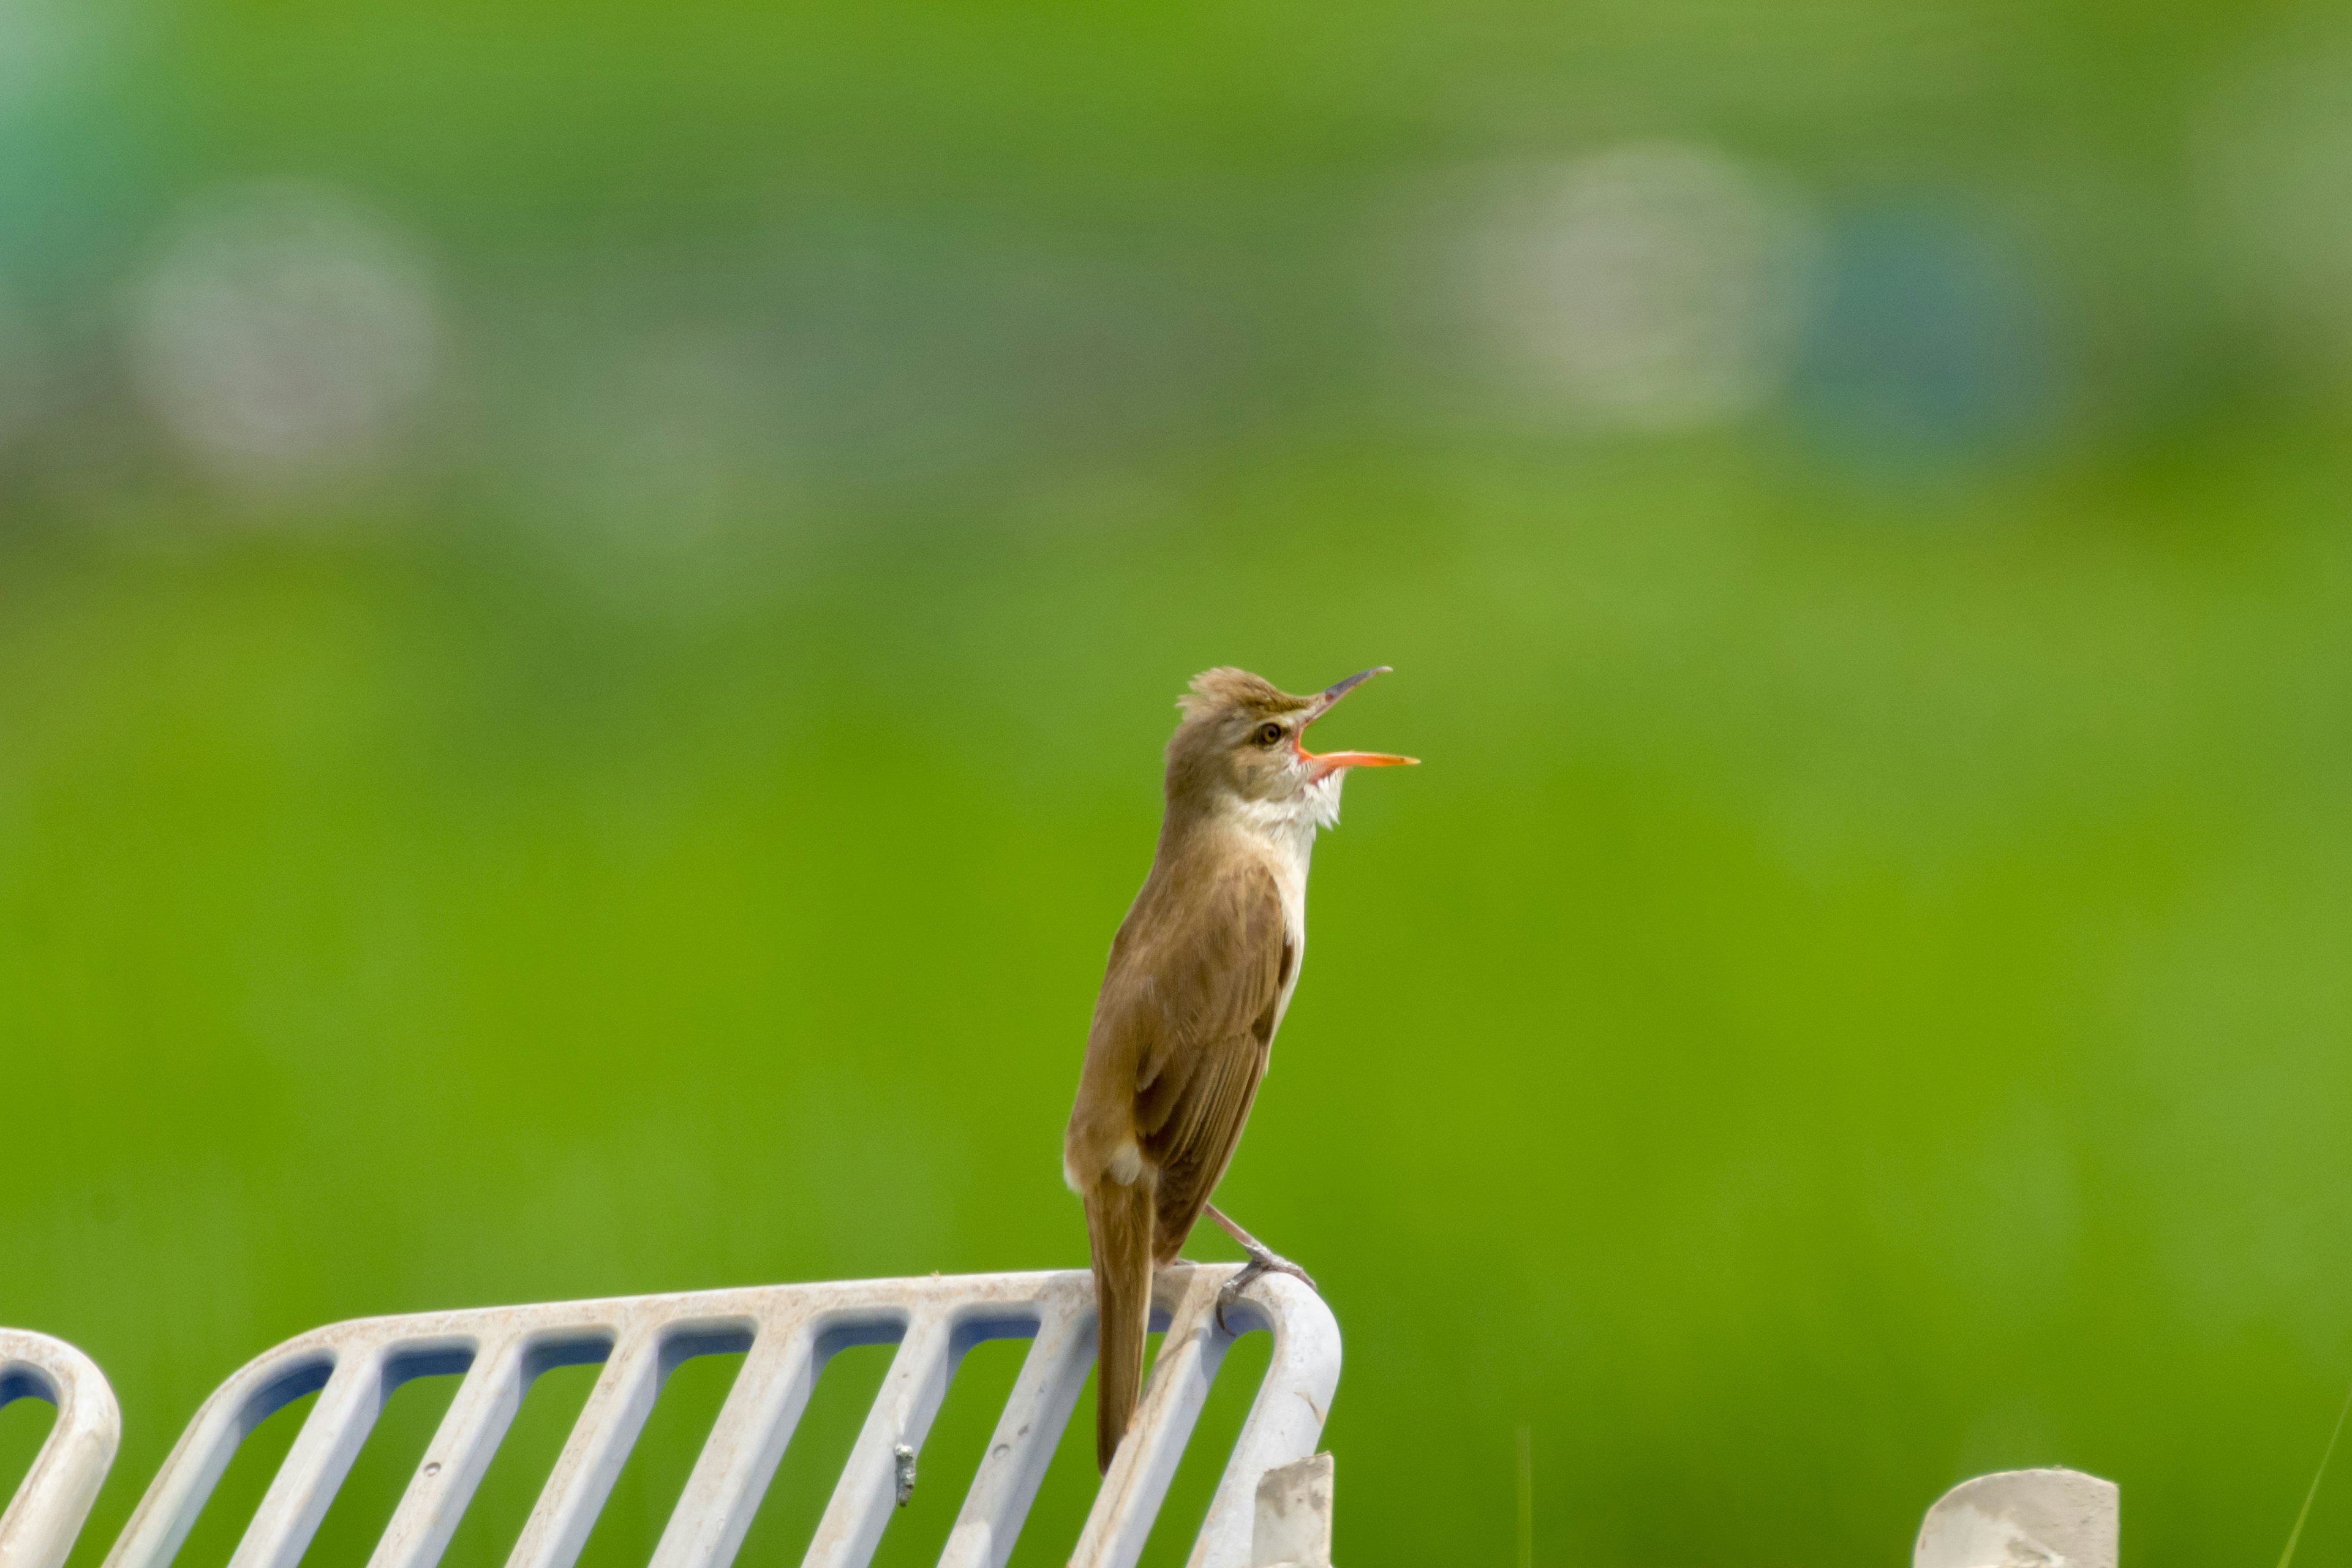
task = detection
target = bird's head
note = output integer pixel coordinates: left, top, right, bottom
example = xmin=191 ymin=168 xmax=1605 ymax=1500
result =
xmin=1166 ymin=666 xmax=1417 ymax=826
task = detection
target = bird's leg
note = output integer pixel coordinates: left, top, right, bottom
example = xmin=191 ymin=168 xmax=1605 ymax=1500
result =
xmin=1203 ymin=1203 xmax=1317 ymax=1333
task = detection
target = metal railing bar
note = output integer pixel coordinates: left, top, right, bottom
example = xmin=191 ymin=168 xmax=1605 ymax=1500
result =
xmin=1069 ymin=1268 xmax=1234 ymax=1568
xmin=641 ymin=1318 xmax=819 ymax=1568
xmin=500 ymin=1324 xmax=662 ymax=1568
xmin=937 ymin=1298 xmax=1093 ymax=1568
xmin=361 ymin=1334 xmax=527 ymax=1568
xmin=799 ymin=1312 xmax=954 ymax=1568
xmin=1182 ymin=1277 xmax=1338 ymax=1568
xmin=0 ymin=1330 xmax=123 ymax=1568
xmin=225 ymin=1345 xmax=397 ymax=1568
xmin=104 ymin=1359 xmax=304 ymax=1568
xmin=108 ymin=1347 xmax=343 ymax=1568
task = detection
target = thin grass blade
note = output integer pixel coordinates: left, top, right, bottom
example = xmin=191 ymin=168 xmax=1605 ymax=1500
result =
xmin=2277 ymin=1377 xmax=2352 ymax=1568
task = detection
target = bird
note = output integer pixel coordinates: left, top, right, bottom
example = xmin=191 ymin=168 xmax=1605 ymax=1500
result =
xmin=1063 ymin=665 xmax=1416 ymax=1473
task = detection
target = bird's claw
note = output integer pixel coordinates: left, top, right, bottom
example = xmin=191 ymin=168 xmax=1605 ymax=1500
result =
xmin=1215 ymin=1249 xmax=1317 ymax=1334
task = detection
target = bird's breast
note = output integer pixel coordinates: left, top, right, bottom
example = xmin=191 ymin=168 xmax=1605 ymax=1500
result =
xmin=1238 ymin=823 xmax=1313 ymax=1045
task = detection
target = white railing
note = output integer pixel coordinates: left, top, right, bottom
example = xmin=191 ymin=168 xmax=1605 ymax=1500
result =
xmin=0 ymin=1329 xmax=122 ymax=1568
xmin=1 ymin=1265 xmax=2122 ymax=1568
xmin=3 ymin=1264 xmax=1337 ymax=1568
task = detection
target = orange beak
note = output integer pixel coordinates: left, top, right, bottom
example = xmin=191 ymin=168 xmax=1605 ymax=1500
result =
xmin=1298 ymin=666 xmax=1419 ymax=778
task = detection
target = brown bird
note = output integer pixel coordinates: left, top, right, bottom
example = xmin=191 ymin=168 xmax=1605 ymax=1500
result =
xmin=1064 ymin=665 xmax=1416 ymax=1472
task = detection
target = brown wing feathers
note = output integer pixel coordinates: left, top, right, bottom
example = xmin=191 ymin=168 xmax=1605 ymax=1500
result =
xmin=1131 ymin=864 xmax=1284 ymax=1254
xmin=1084 ymin=859 xmax=1287 ymax=1471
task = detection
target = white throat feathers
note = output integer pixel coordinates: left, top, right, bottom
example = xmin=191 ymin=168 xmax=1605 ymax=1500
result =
xmin=1232 ymin=766 xmax=1346 ymax=846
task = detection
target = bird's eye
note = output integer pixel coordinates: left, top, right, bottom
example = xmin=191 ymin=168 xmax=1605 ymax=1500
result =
xmin=1256 ymin=722 xmax=1285 ymax=747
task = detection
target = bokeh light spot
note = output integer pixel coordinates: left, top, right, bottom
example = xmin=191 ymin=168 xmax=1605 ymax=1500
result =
xmin=1789 ymin=208 xmax=2064 ymax=473
xmin=1450 ymin=143 xmax=1817 ymax=432
xmin=129 ymin=181 xmax=440 ymax=495
xmin=2195 ymin=29 xmax=2352 ymax=385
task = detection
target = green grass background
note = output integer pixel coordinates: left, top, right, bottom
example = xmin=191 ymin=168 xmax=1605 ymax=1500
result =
xmin=15 ymin=434 xmax=2352 ymax=1566
xmin=9 ymin=1 xmax=2352 ymax=1565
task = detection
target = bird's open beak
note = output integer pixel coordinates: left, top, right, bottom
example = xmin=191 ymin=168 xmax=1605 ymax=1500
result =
xmin=1298 ymin=666 xmax=1419 ymax=777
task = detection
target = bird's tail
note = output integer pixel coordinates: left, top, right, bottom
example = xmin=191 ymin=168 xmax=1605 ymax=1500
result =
xmin=1085 ymin=1175 xmax=1155 ymax=1474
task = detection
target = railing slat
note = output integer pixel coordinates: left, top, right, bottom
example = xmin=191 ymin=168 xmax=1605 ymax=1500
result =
xmin=503 ymin=1327 xmax=662 ymax=1568
xmin=364 ymin=1336 xmax=528 ymax=1568
xmin=227 ymin=1348 xmax=390 ymax=1568
xmin=1186 ymin=1278 xmax=1339 ymax=1568
xmin=646 ymin=1321 xmax=820 ymax=1568
xmin=0 ymin=1331 xmax=124 ymax=1568
xmin=1070 ymin=1271 xmax=1233 ymax=1568
xmin=937 ymin=1302 xmax=1093 ymax=1568
xmin=800 ymin=1313 xmax=957 ymax=1568
xmin=101 ymin=1348 xmax=335 ymax=1568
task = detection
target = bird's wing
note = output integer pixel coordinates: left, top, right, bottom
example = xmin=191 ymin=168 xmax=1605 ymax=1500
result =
xmin=1125 ymin=859 xmax=1290 ymax=1256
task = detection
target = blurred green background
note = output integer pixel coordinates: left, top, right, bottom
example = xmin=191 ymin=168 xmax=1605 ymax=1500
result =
xmin=9 ymin=1 xmax=2352 ymax=1566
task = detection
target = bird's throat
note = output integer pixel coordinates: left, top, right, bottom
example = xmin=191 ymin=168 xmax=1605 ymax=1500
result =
xmin=1227 ymin=775 xmax=1338 ymax=863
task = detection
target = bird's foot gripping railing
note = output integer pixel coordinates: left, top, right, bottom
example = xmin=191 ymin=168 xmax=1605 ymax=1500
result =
xmin=0 ymin=1265 xmax=1338 ymax=1568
